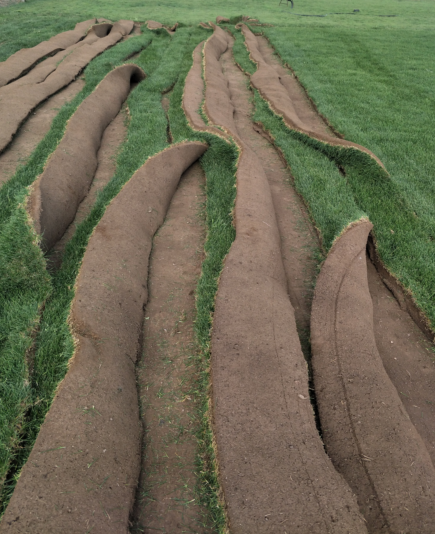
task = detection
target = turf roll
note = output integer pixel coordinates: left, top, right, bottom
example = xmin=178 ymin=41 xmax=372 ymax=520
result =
xmin=0 ymin=19 xmax=96 ymax=88
xmin=0 ymin=142 xmax=207 ymax=534
xmin=28 ymin=63 xmax=145 ymax=252
xmin=204 ymin=24 xmax=367 ymax=533
xmin=0 ymin=20 xmax=135 ymax=155
xmin=311 ymin=221 xmax=435 ymax=533
xmin=241 ymin=24 xmax=385 ymax=170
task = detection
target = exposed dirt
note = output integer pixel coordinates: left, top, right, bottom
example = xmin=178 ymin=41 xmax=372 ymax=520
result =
xmin=205 ymin=26 xmax=367 ymax=533
xmin=146 ymin=20 xmax=178 ymax=34
xmin=256 ymin=35 xmax=334 ymax=137
xmin=0 ymin=77 xmax=85 ymax=187
xmin=0 ymin=142 xmax=207 ymax=534
xmin=28 ymin=64 xmax=145 ymax=252
xmin=311 ymin=222 xmax=435 ymax=533
xmin=133 ymin=161 xmax=212 ymax=533
xmin=367 ymin=259 xmax=435 ymax=464
xmin=220 ymin=44 xmax=319 ymax=343
xmin=48 ymin=108 xmax=127 ymax=269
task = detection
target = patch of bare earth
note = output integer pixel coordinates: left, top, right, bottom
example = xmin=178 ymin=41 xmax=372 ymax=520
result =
xmin=221 ymin=44 xmax=320 ymax=342
xmin=132 ymin=161 xmax=212 ymax=534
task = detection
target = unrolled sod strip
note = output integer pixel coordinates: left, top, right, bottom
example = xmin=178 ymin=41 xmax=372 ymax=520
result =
xmin=0 ymin=19 xmax=96 ymax=88
xmin=27 ymin=63 xmax=145 ymax=252
xmin=0 ymin=141 xmax=207 ymax=534
xmin=204 ymin=24 xmax=367 ymax=533
xmin=240 ymin=24 xmax=386 ymax=170
xmin=0 ymin=20 xmax=134 ymax=155
xmin=311 ymin=221 xmax=435 ymax=533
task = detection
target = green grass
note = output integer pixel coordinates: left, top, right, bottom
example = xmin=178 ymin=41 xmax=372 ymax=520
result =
xmin=0 ymin=30 xmax=154 ymax=504
xmin=169 ymin=36 xmax=237 ymax=531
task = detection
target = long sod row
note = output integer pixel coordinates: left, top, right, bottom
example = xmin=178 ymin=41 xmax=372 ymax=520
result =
xmin=0 ymin=24 xmax=235 ymax=527
xmin=229 ymin=23 xmax=435 ymax=333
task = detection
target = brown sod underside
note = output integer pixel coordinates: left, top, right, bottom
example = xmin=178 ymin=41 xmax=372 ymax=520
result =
xmin=0 ymin=19 xmax=96 ymax=87
xmin=0 ymin=77 xmax=85 ymax=187
xmin=311 ymin=222 xmax=435 ymax=533
xmin=132 ymin=161 xmax=212 ymax=533
xmin=0 ymin=20 xmax=134 ymax=155
xmin=203 ymin=24 xmax=367 ymax=533
xmin=0 ymin=142 xmax=207 ymax=534
xmin=28 ymin=63 xmax=145 ymax=252
xmin=49 ymin=103 xmax=128 ymax=270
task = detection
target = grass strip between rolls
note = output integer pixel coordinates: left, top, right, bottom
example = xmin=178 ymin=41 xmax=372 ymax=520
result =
xmin=169 ymin=35 xmax=237 ymax=532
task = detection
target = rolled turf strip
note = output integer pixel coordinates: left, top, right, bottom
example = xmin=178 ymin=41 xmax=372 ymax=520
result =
xmin=0 ymin=20 xmax=134 ymax=156
xmin=0 ymin=19 xmax=96 ymax=88
xmin=28 ymin=63 xmax=145 ymax=252
xmin=240 ymin=24 xmax=386 ymax=170
xmin=311 ymin=221 xmax=435 ymax=533
xmin=0 ymin=142 xmax=208 ymax=534
xmin=204 ymin=24 xmax=368 ymax=533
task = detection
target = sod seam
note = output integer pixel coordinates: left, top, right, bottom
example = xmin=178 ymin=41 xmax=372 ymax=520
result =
xmin=169 ymin=34 xmax=237 ymax=533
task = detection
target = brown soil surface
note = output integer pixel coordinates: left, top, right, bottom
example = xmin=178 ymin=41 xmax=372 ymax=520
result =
xmin=216 ymin=16 xmax=230 ymax=23
xmin=0 ymin=21 xmax=134 ymax=155
xmin=0 ymin=19 xmax=95 ymax=87
xmin=0 ymin=142 xmax=207 ymax=534
xmin=28 ymin=64 xmax=144 ymax=252
xmin=48 ymin=108 xmax=127 ymax=269
xmin=133 ymin=161 xmax=212 ymax=533
xmin=219 ymin=42 xmax=319 ymax=342
xmin=311 ymin=221 xmax=435 ymax=533
xmin=205 ymin=25 xmax=367 ymax=533
xmin=0 ymin=77 xmax=84 ymax=187
xmin=241 ymin=24 xmax=385 ymax=169
xmin=367 ymin=259 xmax=435 ymax=464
